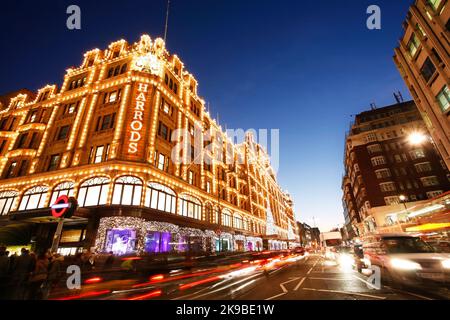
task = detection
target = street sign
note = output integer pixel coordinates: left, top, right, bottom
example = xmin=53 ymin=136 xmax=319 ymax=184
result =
xmin=50 ymin=196 xmax=78 ymax=253
xmin=51 ymin=195 xmax=77 ymax=219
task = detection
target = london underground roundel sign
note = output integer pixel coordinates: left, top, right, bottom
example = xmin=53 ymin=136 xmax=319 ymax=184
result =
xmin=52 ymin=195 xmax=72 ymax=218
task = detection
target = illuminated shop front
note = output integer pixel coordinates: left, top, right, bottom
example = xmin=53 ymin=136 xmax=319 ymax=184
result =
xmin=268 ymin=240 xmax=288 ymax=251
xmin=0 ymin=35 xmax=296 ymax=254
xmin=95 ymin=217 xmax=265 ymax=255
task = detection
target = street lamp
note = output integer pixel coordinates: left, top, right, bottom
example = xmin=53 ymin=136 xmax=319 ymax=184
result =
xmin=398 ymin=195 xmax=409 ymax=231
xmin=408 ymin=131 xmax=428 ymax=146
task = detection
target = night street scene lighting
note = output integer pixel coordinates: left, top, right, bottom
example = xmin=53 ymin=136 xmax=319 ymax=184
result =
xmin=0 ymin=0 xmax=449 ymax=315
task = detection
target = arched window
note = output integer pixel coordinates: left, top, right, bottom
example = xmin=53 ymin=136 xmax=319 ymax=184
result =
xmin=179 ymin=195 xmax=202 ymax=220
xmin=50 ymin=181 xmax=75 ymax=204
xmin=112 ymin=176 xmax=143 ymax=206
xmin=205 ymin=203 xmax=212 ymax=222
xmin=222 ymin=209 xmax=232 ymax=227
xmin=145 ymin=182 xmax=176 ymax=213
xmin=0 ymin=190 xmax=18 ymax=215
xmin=113 ymin=65 xmax=121 ymax=76
xmin=19 ymin=186 xmax=48 ymax=211
xmin=205 ymin=203 xmax=219 ymax=223
xmin=77 ymin=177 xmax=110 ymax=207
xmin=233 ymin=214 xmax=243 ymax=230
xmin=120 ymin=64 xmax=128 ymax=74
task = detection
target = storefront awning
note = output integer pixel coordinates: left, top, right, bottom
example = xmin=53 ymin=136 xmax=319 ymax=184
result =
xmin=0 ymin=223 xmax=34 ymax=246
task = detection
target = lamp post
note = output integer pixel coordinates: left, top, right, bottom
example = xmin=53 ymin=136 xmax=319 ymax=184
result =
xmin=397 ymin=195 xmax=409 ymax=232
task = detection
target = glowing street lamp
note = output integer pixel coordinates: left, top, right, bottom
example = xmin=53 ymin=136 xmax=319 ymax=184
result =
xmin=408 ymin=131 xmax=428 ymax=146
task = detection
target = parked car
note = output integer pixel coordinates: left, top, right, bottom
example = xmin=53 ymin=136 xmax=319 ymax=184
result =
xmin=363 ymin=233 xmax=450 ymax=288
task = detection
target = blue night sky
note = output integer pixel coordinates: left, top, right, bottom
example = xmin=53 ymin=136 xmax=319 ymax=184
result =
xmin=0 ymin=0 xmax=413 ymax=231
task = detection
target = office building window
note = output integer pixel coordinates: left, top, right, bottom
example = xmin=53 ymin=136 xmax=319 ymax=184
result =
xmin=17 ymin=160 xmax=28 ymax=177
xmin=5 ymin=162 xmax=17 ymax=178
xmin=375 ymin=168 xmax=391 ymax=179
xmin=415 ymin=162 xmax=432 ymax=173
xmin=16 ymin=133 xmax=28 ymax=149
xmin=188 ymin=170 xmax=194 ymax=185
xmin=380 ymin=182 xmax=397 ymax=193
xmin=63 ymin=102 xmax=79 ymax=115
xmin=102 ymin=89 xmax=122 ymax=104
xmin=437 ymin=86 xmax=450 ymax=112
xmin=409 ymin=149 xmax=426 ymax=160
xmin=420 ymin=57 xmax=436 ymax=82
xmin=384 ymin=196 xmax=400 ymax=206
xmin=421 ymin=176 xmax=440 ymax=187
xmin=371 ymin=156 xmax=386 ymax=166
xmin=428 ymin=0 xmax=443 ymax=11
xmin=157 ymin=153 xmax=166 ymax=171
xmin=158 ymin=121 xmax=169 ymax=140
xmin=94 ymin=146 xmax=104 ymax=163
xmin=96 ymin=113 xmax=116 ymax=131
xmin=367 ymin=144 xmax=382 ymax=154
xmin=426 ymin=190 xmax=443 ymax=199
xmin=407 ymin=33 xmax=420 ymax=57
xmin=48 ymin=154 xmax=61 ymax=171
xmin=56 ymin=125 xmax=70 ymax=140
xmin=28 ymin=110 xmax=38 ymax=123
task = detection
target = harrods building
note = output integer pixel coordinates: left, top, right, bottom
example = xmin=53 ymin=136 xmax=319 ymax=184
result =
xmin=0 ymin=35 xmax=297 ymax=256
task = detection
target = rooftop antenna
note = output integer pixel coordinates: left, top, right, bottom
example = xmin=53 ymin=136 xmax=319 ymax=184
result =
xmin=164 ymin=0 xmax=171 ymax=43
xmin=312 ymin=216 xmax=317 ymax=228
xmin=370 ymin=102 xmax=377 ymax=110
xmin=394 ymin=91 xmax=404 ymax=104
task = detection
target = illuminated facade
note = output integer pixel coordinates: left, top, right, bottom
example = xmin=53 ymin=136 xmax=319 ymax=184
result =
xmin=394 ymin=0 xmax=450 ymax=169
xmin=342 ymin=100 xmax=450 ymax=237
xmin=0 ymin=35 xmax=297 ymax=255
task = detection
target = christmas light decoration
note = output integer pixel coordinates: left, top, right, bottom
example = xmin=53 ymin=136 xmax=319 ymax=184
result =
xmin=0 ymin=34 xmax=296 ymax=253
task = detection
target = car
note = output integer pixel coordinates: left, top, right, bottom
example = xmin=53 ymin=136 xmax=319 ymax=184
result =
xmin=363 ymin=233 xmax=450 ymax=288
xmin=426 ymin=240 xmax=450 ymax=253
xmin=334 ymin=246 xmax=356 ymax=269
xmin=353 ymin=244 xmax=366 ymax=273
xmin=292 ymin=247 xmax=306 ymax=255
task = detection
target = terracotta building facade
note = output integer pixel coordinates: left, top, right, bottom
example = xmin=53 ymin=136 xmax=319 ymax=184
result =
xmin=394 ymin=0 xmax=450 ymax=169
xmin=0 ymin=35 xmax=297 ymax=255
xmin=342 ymin=100 xmax=450 ymax=236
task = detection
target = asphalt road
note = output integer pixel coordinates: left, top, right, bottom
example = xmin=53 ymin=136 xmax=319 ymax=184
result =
xmin=168 ymin=255 xmax=450 ymax=301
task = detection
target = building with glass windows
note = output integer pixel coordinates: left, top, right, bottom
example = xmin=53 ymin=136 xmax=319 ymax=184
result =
xmin=342 ymin=100 xmax=450 ymax=237
xmin=0 ymin=35 xmax=298 ymax=256
xmin=394 ymin=0 xmax=450 ymax=169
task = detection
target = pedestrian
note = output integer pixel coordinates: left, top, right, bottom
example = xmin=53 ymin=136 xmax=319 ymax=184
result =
xmin=0 ymin=247 xmax=10 ymax=299
xmin=103 ymin=251 xmax=115 ymax=270
xmin=42 ymin=253 xmax=64 ymax=300
xmin=81 ymin=249 xmax=93 ymax=271
xmin=12 ymin=248 xmax=35 ymax=300
xmin=28 ymin=252 xmax=49 ymax=300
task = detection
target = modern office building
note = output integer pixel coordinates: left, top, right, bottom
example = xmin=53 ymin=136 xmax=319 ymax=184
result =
xmin=342 ymin=100 xmax=450 ymax=236
xmin=0 ymin=35 xmax=297 ymax=256
xmin=394 ymin=0 xmax=450 ymax=169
